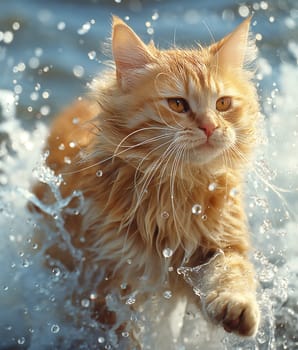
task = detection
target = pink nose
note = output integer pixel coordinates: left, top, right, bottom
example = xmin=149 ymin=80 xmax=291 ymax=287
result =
xmin=199 ymin=124 xmax=218 ymax=137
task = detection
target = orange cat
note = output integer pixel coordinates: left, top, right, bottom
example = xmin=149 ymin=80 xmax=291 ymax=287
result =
xmin=32 ymin=16 xmax=260 ymax=344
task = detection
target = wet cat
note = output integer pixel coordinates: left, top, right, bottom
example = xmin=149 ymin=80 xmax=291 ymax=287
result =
xmin=32 ymin=16 xmax=260 ymax=344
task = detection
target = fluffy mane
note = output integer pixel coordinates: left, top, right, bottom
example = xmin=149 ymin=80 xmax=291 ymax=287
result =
xmin=43 ymin=19 xmax=256 ymax=283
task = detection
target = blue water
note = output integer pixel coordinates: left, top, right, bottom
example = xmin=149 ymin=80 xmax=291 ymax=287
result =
xmin=0 ymin=0 xmax=298 ymax=349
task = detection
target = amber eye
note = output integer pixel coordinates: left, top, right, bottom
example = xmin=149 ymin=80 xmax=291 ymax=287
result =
xmin=167 ymin=98 xmax=190 ymax=113
xmin=216 ymin=96 xmax=232 ymax=112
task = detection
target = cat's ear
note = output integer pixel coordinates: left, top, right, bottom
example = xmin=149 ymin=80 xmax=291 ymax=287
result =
xmin=112 ymin=16 xmax=154 ymax=89
xmin=212 ymin=17 xmax=256 ymax=70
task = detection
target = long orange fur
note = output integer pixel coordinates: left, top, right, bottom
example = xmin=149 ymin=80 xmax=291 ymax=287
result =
xmin=32 ymin=16 xmax=261 ymax=343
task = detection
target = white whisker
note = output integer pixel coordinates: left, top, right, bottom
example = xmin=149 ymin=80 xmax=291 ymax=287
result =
xmin=169 ymin=142 xmax=189 ymax=243
xmin=134 ymin=139 xmax=178 ymax=207
xmin=113 ymin=126 xmax=177 ymax=155
xmin=62 ymin=131 xmax=174 ymax=176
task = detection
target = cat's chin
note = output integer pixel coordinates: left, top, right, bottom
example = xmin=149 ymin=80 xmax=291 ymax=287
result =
xmin=186 ymin=143 xmax=225 ymax=166
xmin=186 ymin=149 xmax=222 ymax=166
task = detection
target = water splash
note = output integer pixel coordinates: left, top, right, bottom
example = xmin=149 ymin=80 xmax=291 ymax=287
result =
xmin=177 ymin=249 xmax=224 ymax=299
xmin=177 ymin=249 xmax=277 ymax=349
xmin=0 ymin=38 xmax=297 ymax=348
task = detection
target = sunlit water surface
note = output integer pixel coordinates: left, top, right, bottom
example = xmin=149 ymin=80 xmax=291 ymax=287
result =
xmin=0 ymin=0 xmax=297 ymax=349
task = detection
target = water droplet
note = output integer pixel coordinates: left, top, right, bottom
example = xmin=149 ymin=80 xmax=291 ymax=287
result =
xmin=256 ymin=33 xmax=263 ymax=41
xmin=229 ymin=187 xmax=239 ymax=197
xmin=52 ymin=267 xmax=61 ymax=276
xmin=43 ymin=66 xmax=50 ymax=73
xmin=57 ymin=21 xmax=66 ymax=31
xmin=162 ymin=248 xmax=173 ymax=258
xmin=269 ymin=16 xmax=275 ymax=23
xmin=78 ymin=236 xmax=85 ymax=243
xmin=22 ymin=259 xmax=30 ymax=268
xmin=260 ymin=1 xmax=268 ymax=10
xmin=125 ymin=296 xmax=136 ymax=305
xmin=12 ymin=22 xmax=20 ymax=31
xmin=69 ymin=141 xmax=76 ymax=148
xmin=51 ymin=324 xmax=60 ymax=333
xmin=201 ymin=214 xmax=207 ymax=221
xmin=90 ymin=292 xmax=97 ymax=300
xmin=96 ymin=170 xmax=103 ymax=177
xmin=192 ymin=204 xmax=202 ymax=215
xmin=72 ymin=117 xmax=79 ymax=124
xmin=3 ymin=285 xmax=8 ymax=291
xmin=14 ymin=84 xmax=23 ymax=94
xmin=29 ymin=57 xmax=40 ymax=69
xmin=98 ymin=336 xmax=105 ymax=344
xmin=163 ymin=290 xmax=172 ymax=299
xmin=121 ymin=331 xmax=129 ymax=337
xmin=17 ymin=337 xmax=26 ymax=345
xmin=88 ymin=50 xmax=96 ymax=60
xmin=64 ymin=156 xmax=72 ymax=164
xmin=161 ymin=211 xmax=169 ymax=219
xmin=30 ymin=91 xmax=39 ymax=101
xmin=208 ymin=182 xmax=217 ymax=191
xmin=3 ymin=31 xmax=14 ymax=44
xmin=77 ymin=21 xmax=91 ymax=35
xmin=238 ymin=4 xmax=250 ymax=17
xmin=120 ymin=282 xmax=127 ymax=290
xmin=52 ymin=212 xmax=59 ymax=220
xmin=81 ymin=298 xmax=90 ymax=308
xmin=152 ymin=11 xmax=159 ymax=21
xmin=73 ymin=65 xmax=85 ymax=78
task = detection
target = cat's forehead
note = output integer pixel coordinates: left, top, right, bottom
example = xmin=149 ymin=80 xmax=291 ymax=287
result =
xmin=163 ymin=49 xmax=208 ymax=74
xmin=159 ymin=49 xmax=223 ymax=97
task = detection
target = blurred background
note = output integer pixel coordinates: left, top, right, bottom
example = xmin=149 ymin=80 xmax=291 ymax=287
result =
xmin=0 ymin=0 xmax=297 ymax=349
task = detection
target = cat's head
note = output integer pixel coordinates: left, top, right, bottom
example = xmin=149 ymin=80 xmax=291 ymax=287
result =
xmin=93 ymin=17 xmax=259 ymax=176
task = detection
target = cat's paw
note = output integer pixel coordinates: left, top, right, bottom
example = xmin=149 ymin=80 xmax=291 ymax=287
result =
xmin=204 ymin=291 xmax=260 ymax=336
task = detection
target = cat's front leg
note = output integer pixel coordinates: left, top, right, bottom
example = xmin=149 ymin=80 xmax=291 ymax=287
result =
xmin=202 ymin=251 xmax=260 ymax=336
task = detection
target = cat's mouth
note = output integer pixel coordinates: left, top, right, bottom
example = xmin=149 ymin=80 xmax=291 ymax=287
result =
xmin=171 ymin=127 xmax=236 ymax=165
xmin=180 ymin=136 xmax=232 ymax=165
xmin=199 ymin=141 xmax=216 ymax=149
xmin=185 ymin=135 xmax=224 ymax=151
